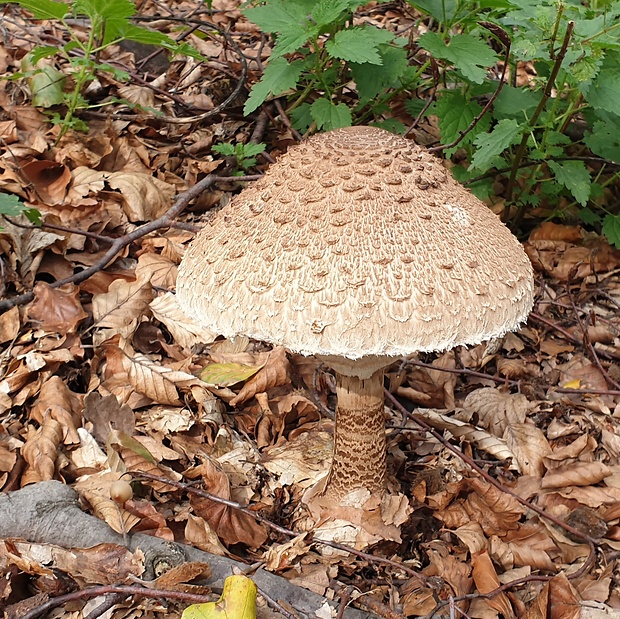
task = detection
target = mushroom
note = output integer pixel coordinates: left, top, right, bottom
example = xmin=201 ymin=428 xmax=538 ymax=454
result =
xmin=177 ymin=126 xmax=534 ymax=500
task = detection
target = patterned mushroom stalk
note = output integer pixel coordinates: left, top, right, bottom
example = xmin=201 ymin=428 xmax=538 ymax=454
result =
xmin=177 ymin=126 xmax=535 ymax=500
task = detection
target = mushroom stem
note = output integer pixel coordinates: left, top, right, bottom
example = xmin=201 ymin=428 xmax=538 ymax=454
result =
xmin=323 ymin=368 xmax=387 ymax=499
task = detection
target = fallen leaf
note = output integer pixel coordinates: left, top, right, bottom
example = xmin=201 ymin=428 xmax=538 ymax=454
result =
xmin=472 ymin=550 xmax=515 ymax=618
xmin=27 ymin=282 xmax=87 ymax=335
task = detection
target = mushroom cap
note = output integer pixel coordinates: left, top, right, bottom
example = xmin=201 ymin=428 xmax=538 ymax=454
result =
xmin=177 ymin=126 xmax=534 ymax=362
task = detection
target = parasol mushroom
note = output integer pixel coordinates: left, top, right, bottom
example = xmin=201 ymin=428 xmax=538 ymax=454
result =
xmin=177 ymin=126 xmax=534 ymax=500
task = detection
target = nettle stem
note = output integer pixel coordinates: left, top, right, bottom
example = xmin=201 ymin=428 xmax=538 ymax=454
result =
xmin=323 ymin=369 xmax=387 ymax=499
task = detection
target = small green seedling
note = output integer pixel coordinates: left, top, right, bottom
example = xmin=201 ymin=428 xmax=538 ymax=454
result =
xmin=212 ymin=142 xmax=266 ymax=175
xmin=0 ymin=193 xmax=42 ymax=230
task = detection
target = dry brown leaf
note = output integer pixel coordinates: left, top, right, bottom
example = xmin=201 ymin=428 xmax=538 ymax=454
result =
xmin=150 ymin=292 xmax=216 ymax=349
xmin=0 ymin=306 xmax=20 ymax=344
xmin=504 ymin=423 xmax=551 ymax=477
xmin=421 ymin=409 xmax=518 ymax=467
xmin=230 ymin=346 xmax=291 ymax=406
xmin=135 ymin=253 xmax=178 ymax=289
xmin=187 ymin=457 xmax=268 ymax=548
xmin=21 ymin=159 xmax=71 ymax=204
xmin=530 ymin=222 xmax=583 ymax=243
xmin=103 ymin=339 xmax=195 ymax=405
xmin=524 ymin=580 xmax=549 ymax=619
xmin=464 ymin=477 xmax=523 ymax=536
xmin=27 ymin=282 xmax=87 ymax=335
xmin=503 ymin=522 xmax=558 ymax=571
xmin=74 ymin=473 xmax=141 ymax=535
xmin=463 ymin=387 xmax=531 ymax=438
xmin=21 ymin=417 xmax=63 ymax=483
xmin=542 ymin=461 xmax=612 ymax=489
xmin=401 ymin=351 xmax=457 ymax=408
xmin=92 ymin=276 xmax=153 ymax=339
xmin=185 ymin=514 xmax=228 ymax=557
xmin=472 ymin=550 xmax=515 ymax=618
xmin=545 ymin=434 xmax=597 ymax=469
xmin=549 ymin=573 xmax=582 ymax=619
xmin=30 ymin=375 xmax=83 ymax=445
xmin=106 ymin=172 xmax=175 ymax=221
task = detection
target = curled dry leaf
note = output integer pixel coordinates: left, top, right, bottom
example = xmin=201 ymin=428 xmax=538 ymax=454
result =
xmin=103 ymin=339 xmax=196 ymax=406
xmin=504 ymin=423 xmax=552 ymax=477
xmin=187 ymin=457 xmax=268 ymax=548
xmin=463 ymin=387 xmax=531 ymax=438
xmin=27 ymin=282 xmax=87 ymax=335
xmin=548 ymin=573 xmax=581 ymax=619
xmin=464 ymin=477 xmax=523 ymax=536
xmin=150 ymin=292 xmax=216 ymax=349
xmin=74 ymin=473 xmax=141 ymax=535
xmin=0 ymin=306 xmax=20 ymax=344
xmin=92 ymin=276 xmax=154 ymax=340
xmin=106 ymin=172 xmax=176 ymax=222
xmin=21 ymin=417 xmax=63 ymax=483
xmin=472 ymin=550 xmax=515 ymax=619
xmin=421 ymin=409 xmax=518 ymax=467
xmin=135 ymin=253 xmax=178 ymax=289
xmin=230 ymin=346 xmax=291 ymax=406
xmin=542 ymin=461 xmax=612 ymax=489
xmin=185 ymin=513 xmax=229 ymax=557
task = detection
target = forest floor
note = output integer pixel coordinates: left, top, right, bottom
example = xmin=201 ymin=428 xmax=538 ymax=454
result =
xmin=1 ymin=1 xmax=620 ymax=618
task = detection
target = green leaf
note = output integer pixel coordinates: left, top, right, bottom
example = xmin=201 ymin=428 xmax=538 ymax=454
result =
xmin=585 ymin=118 xmax=620 ymax=163
xmin=419 ymin=32 xmax=497 ymax=84
xmin=493 ymin=85 xmax=538 ymax=118
xmin=28 ymin=64 xmax=66 ymax=107
xmin=290 ymin=102 xmax=313 ymax=132
xmin=4 ymin=0 xmax=69 ymax=19
xmin=350 ymin=45 xmax=408 ymax=103
xmin=28 ymin=46 xmax=60 ymax=64
xmin=0 ymin=193 xmax=29 ymax=217
xmin=212 ymin=143 xmax=236 ymax=156
xmin=311 ymin=0 xmax=351 ymax=27
xmin=244 ymin=57 xmax=304 ymax=115
xmin=73 ymin=0 xmax=134 ymax=20
xmin=326 ymin=26 xmax=394 ymax=65
xmin=240 ymin=142 xmax=266 ymax=158
xmin=602 ymin=214 xmax=620 ymax=249
xmin=407 ymin=0 xmax=457 ymax=22
xmin=310 ymin=98 xmax=352 ymax=130
xmin=469 ymin=118 xmax=522 ymax=171
xmin=583 ymin=50 xmax=620 ymax=116
xmin=434 ymin=91 xmax=484 ymax=147
xmin=200 ymin=362 xmax=263 ymax=387
xmin=548 ymin=160 xmax=592 ymax=206
xmin=579 ymin=207 xmax=601 ymax=226
xmin=244 ymin=0 xmax=314 ymax=33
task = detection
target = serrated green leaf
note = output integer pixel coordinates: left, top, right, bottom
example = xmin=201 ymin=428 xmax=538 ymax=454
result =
xmin=583 ymin=50 xmax=620 ymax=116
xmin=290 ymin=102 xmax=313 ymax=132
xmin=28 ymin=46 xmax=60 ymax=64
xmin=4 ymin=0 xmax=69 ymax=20
xmin=244 ymin=57 xmax=304 ymax=115
xmin=212 ymin=143 xmax=236 ymax=156
xmin=493 ymin=85 xmax=538 ymax=118
xmin=407 ymin=0 xmax=457 ymax=22
xmin=585 ymin=119 xmax=620 ymax=163
xmin=244 ymin=0 xmax=314 ymax=33
xmin=419 ymin=32 xmax=497 ymax=84
xmin=602 ymin=214 xmax=620 ymax=249
xmin=73 ymin=0 xmax=134 ymax=20
xmin=311 ymin=0 xmax=351 ymax=27
xmin=310 ymin=98 xmax=352 ymax=130
xmin=579 ymin=207 xmax=601 ymax=226
xmin=0 ymin=193 xmax=28 ymax=217
xmin=200 ymin=362 xmax=263 ymax=387
xmin=470 ymin=118 xmax=522 ymax=171
xmin=326 ymin=26 xmax=394 ymax=65
xmin=350 ymin=45 xmax=408 ymax=103
xmin=548 ymin=160 xmax=592 ymax=206
xmin=434 ymin=91 xmax=484 ymax=147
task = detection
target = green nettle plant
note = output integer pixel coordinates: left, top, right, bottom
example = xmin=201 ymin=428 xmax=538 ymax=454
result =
xmin=242 ymin=0 xmax=423 ymax=134
xmin=2 ymin=0 xmax=202 ymax=138
xmin=212 ymin=142 xmax=266 ymax=175
xmin=408 ymin=0 xmax=620 ymax=246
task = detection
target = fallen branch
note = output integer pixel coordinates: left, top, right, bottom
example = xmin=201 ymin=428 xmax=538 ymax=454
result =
xmin=0 ymin=481 xmax=372 ymax=619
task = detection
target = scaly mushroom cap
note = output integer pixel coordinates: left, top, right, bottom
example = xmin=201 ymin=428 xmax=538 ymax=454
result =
xmin=177 ymin=126 xmax=534 ymax=362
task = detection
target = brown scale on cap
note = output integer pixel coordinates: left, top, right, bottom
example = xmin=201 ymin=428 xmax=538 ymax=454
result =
xmin=178 ymin=126 xmax=534 ymax=500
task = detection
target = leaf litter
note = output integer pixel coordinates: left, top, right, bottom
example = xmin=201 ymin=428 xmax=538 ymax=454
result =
xmin=0 ymin=2 xmax=619 ymax=619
